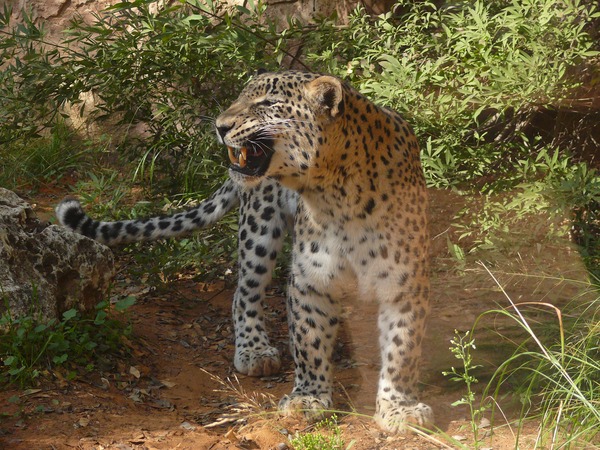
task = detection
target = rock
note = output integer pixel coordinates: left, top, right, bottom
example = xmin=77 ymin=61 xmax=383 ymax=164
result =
xmin=0 ymin=188 xmax=114 ymax=321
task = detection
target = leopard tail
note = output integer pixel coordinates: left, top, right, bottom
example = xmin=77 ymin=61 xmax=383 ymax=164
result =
xmin=54 ymin=179 xmax=240 ymax=246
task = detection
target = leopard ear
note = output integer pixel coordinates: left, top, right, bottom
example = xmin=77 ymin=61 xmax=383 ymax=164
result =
xmin=305 ymin=75 xmax=344 ymax=118
xmin=255 ymin=68 xmax=270 ymax=76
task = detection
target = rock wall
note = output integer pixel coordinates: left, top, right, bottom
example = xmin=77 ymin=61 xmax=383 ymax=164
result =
xmin=8 ymin=0 xmax=120 ymax=41
xmin=0 ymin=188 xmax=115 ymax=321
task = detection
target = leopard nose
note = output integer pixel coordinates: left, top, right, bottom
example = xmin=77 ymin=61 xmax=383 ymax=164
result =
xmin=216 ymin=124 xmax=233 ymax=142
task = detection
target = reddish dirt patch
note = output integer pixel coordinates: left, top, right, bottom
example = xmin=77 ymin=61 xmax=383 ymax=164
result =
xmin=0 ymin=188 xmax=591 ymax=449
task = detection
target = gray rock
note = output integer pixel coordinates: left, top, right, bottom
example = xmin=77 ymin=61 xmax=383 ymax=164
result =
xmin=0 ymin=188 xmax=114 ymax=321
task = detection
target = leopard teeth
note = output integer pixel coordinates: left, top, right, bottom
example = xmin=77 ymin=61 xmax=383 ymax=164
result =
xmin=237 ymin=147 xmax=248 ymax=168
xmin=228 ymin=146 xmax=248 ymax=167
xmin=228 ymin=147 xmax=237 ymax=165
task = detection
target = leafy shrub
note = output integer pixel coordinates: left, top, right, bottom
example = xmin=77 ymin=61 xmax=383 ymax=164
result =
xmin=307 ymin=0 xmax=599 ymax=188
xmin=451 ymin=149 xmax=599 ymax=277
xmin=0 ymin=6 xmax=61 ymax=145
xmin=0 ymin=297 xmax=135 ymax=388
xmin=0 ymin=0 xmax=304 ymax=194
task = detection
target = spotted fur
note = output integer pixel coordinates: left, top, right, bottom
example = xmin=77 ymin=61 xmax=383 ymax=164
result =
xmin=215 ymin=70 xmax=432 ymax=432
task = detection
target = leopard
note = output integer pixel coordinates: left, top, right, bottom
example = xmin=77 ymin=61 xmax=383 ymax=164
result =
xmin=217 ymin=69 xmax=432 ymax=432
xmin=56 ymin=69 xmax=432 ymax=432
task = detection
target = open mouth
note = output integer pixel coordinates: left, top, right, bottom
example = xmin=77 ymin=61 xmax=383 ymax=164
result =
xmin=227 ymin=137 xmax=273 ymax=177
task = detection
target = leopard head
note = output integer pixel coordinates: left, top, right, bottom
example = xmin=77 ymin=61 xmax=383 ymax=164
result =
xmin=215 ymin=70 xmax=345 ymax=188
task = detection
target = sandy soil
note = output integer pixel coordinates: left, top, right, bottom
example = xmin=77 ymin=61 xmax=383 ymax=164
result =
xmin=0 ymin=188 xmax=592 ymax=449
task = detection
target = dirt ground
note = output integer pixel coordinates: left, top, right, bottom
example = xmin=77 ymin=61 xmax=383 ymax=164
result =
xmin=0 ymin=188 xmax=593 ymax=450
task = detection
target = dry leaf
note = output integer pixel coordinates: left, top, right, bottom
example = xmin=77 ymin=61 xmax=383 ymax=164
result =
xmin=129 ymin=366 xmax=141 ymax=379
xmin=78 ymin=417 xmax=90 ymax=428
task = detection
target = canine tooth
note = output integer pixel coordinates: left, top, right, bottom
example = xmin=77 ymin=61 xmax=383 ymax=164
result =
xmin=240 ymin=147 xmax=247 ymax=161
xmin=238 ymin=153 xmax=247 ymax=168
xmin=228 ymin=147 xmax=237 ymax=165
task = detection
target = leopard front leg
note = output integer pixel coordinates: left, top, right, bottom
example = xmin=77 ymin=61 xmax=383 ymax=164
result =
xmin=277 ymin=215 xmax=345 ymax=420
xmin=374 ymin=289 xmax=433 ymax=433
xmin=232 ymin=181 xmax=293 ymax=376
xmin=278 ymin=276 xmax=341 ymax=421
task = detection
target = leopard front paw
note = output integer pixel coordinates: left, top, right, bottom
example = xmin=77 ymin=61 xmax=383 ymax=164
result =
xmin=374 ymin=401 xmax=434 ymax=433
xmin=278 ymin=393 xmax=332 ymax=422
xmin=234 ymin=346 xmax=281 ymax=376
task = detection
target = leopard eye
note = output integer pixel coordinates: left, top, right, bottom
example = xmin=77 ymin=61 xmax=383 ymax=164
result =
xmin=257 ymin=98 xmax=278 ymax=107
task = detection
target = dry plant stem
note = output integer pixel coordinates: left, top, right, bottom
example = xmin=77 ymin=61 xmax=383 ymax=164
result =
xmin=483 ymin=395 xmax=516 ymax=442
xmin=198 ymin=368 xmax=277 ymax=428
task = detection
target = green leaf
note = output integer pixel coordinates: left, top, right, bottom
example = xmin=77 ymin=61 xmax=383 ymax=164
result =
xmin=34 ymin=323 xmax=48 ymax=333
xmin=52 ymin=354 xmax=68 ymax=365
xmin=181 ymin=14 xmax=208 ymax=25
xmin=94 ymin=310 xmax=108 ymax=325
xmin=62 ymin=309 xmax=78 ymax=321
xmin=115 ymin=296 xmax=136 ymax=312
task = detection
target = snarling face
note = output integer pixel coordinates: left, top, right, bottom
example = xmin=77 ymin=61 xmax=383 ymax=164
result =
xmin=215 ymin=70 xmax=345 ymax=187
